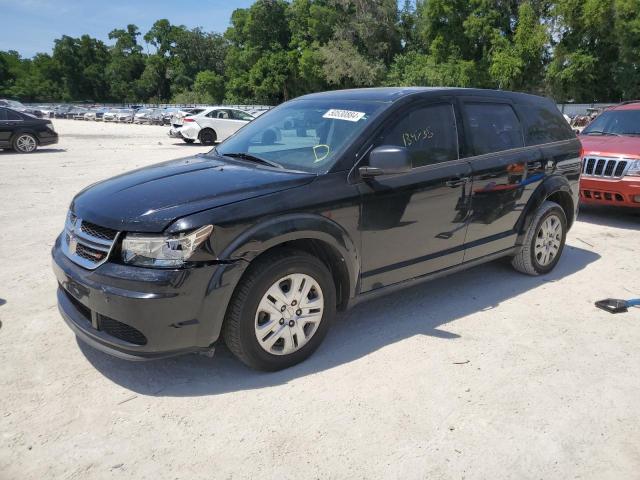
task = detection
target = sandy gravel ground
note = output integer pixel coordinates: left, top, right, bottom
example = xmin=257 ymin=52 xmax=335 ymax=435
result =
xmin=0 ymin=119 xmax=639 ymax=480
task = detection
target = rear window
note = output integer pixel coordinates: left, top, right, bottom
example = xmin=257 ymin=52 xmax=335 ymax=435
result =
xmin=516 ymin=103 xmax=574 ymax=145
xmin=463 ymin=103 xmax=524 ymax=156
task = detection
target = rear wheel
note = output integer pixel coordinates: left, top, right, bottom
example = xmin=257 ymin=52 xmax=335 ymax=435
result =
xmin=512 ymin=201 xmax=567 ymax=275
xmin=199 ymin=129 xmax=217 ymax=145
xmin=13 ymin=133 xmax=38 ymax=153
xmin=182 ymin=138 xmax=195 ymax=144
xmin=223 ymin=249 xmax=336 ymax=371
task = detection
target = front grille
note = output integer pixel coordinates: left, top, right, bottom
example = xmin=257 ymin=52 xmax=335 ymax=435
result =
xmin=98 ymin=315 xmax=147 ymax=345
xmin=62 ymin=212 xmax=119 ymax=270
xmin=582 ymin=157 xmax=629 ymax=178
xmin=80 ymin=221 xmax=118 ymax=240
xmin=75 ymin=243 xmax=108 ymax=262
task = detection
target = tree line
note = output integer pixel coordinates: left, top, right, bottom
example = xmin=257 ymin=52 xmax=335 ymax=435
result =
xmin=1 ymin=0 xmax=639 ymax=105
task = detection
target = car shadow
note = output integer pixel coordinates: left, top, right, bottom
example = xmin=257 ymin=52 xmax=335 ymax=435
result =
xmin=171 ymin=142 xmax=219 ymax=147
xmin=0 ymin=147 xmax=67 ymax=157
xmin=578 ymin=205 xmax=640 ymax=231
xmin=80 ymin=245 xmax=600 ymax=397
xmin=0 ymin=148 xmax=66 ymax=154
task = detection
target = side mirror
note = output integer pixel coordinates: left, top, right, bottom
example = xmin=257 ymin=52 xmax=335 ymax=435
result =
xmin=359 ymin=145 xmax=411 ymax=178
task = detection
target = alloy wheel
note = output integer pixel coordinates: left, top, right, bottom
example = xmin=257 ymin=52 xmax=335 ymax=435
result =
xmin=534 ymin=214 xmax=563 ymax=266
xmin=16 ymin=135 xmax=37 ymax=153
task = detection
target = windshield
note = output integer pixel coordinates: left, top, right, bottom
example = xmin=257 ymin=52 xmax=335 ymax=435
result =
xmin=583 ymin=110 xmax=640 ymax=136
xmin=216 ymin=99 xmax=385 ymax=173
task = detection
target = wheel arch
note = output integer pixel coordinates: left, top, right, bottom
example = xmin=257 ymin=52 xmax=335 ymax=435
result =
xmin=11 ymin=129 xmax=40 ymax=145
xmin=515 ymin=175 xmax=575 ymax=245
xmin=219 ymin=214 xmax=360 ymax=311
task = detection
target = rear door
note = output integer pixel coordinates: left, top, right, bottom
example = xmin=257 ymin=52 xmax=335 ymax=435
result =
xmin=358 ymin=100 xmax=473 ymax=291
xmin=0 ymin=108 xmax=11 ymax=145
xmin=459 ymin=99 xmax=546 ymax=261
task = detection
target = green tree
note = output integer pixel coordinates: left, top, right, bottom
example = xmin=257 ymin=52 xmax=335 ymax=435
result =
xmin=490 ymin=2 xmax=549 ymax=92
xmin=224 ymin=0 xmax=295 ymax=103
xmin=547 ymin=0 xmax=620 ymax=102
xmin=614 ymin=0 xmax=640 ymax=99
xmin=106 ymin=24 xmax=145 ymax=101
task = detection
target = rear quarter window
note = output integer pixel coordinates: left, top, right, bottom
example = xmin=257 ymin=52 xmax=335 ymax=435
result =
xmin=515 ymin=102 xmax=575 ymax=146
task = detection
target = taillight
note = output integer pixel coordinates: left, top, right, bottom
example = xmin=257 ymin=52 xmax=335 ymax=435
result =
xmin=183 ymin=118 xmax=195 ymax=123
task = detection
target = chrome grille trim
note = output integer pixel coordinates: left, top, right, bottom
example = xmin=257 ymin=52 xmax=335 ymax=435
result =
xmin=582 ymin=156 xmax=630 ymax=178
xmin=61 ymin=213 xmax=120 ymax=270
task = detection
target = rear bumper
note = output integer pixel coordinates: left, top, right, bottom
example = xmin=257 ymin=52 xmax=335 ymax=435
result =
xmin=39 ymin=131 xmax=58 ymax=146
xmin=168 ymin=128 xmax=183 ymax=138
xmin=580 ymin=176 xmax=640 ymax=207
xmin=51 ymin=235 xmax=246 ymax=360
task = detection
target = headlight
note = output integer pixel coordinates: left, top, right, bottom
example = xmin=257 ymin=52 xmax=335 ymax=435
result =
xmin=627 ymin=160 xmax=640 ymax=177
xmin=121 ymin=225 xmax=213 ymax=268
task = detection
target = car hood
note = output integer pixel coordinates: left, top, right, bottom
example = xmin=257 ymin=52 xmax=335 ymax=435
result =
xmin=71 ymin=155 xmax=316 ymax=232
xmin=580 ymin=135 xmax=640 ymax=159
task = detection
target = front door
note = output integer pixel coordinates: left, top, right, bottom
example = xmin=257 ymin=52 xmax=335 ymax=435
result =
xmin=358 ymin=102 xmax=472 ymax=291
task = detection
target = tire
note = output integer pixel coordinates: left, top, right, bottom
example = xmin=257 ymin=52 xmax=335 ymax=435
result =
xmin=223 ymin=249 xmax=336 ymax=371
xmin=13 ymin=133 xmax=38 ymax=153
xmin=183 ymin=138 xmax=195 ymax=144
xmin=512 ymin=200 xmax=567 ymax=275
xmin=199 ymin=129 xmax=217 ymax=145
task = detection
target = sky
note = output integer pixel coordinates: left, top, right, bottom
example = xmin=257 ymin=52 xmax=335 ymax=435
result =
xmin=0 ymin=0 xmax=255 ymax=58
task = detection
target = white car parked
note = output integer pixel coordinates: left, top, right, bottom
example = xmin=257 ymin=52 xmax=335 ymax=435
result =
xmin=116 ymin=109 xmax=135 ymax=123
xmin=169 ymin=107 xmax=254 ymax=145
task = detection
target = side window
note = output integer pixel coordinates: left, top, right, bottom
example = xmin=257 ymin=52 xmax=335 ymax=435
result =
xmin=6 ymin=109 xmax=22 ymax=121
xmin=515 ymin=103 xmax=574 ymax=146
xmin=463 ymin=103 xmax=524 ymax=156
xmin=231 ymin=110 xmax=254 ymax=121
xmin=0 ymin=108 xmax=6 ymax=121
xmin=379 ymin=103 xmax=459 ymax=168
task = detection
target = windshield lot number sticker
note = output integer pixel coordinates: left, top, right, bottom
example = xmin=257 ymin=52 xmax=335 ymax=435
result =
xmin=323 ymin=109 xmax=366 ymax=122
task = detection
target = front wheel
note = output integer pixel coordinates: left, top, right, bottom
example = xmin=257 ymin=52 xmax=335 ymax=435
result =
xmin=223 ymin=250 xmax=336 ymax=371
xmin=512 ymin=200 xmax=567 ymax=275
xmin=13 ymin=133 xmax=38 ymax=153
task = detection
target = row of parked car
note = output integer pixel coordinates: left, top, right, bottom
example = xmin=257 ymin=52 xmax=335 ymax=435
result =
xmin=45 ymin=105 xmax=178 ymax=125
xmin=1 ymin=100 xmax=272 ymax=129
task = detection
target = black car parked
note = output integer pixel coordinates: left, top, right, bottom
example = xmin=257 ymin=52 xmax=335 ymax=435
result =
xmin=52 ymin=88 xmax=581 ymax=370
xmin=0 ymin=107 xmax=58 ymax=153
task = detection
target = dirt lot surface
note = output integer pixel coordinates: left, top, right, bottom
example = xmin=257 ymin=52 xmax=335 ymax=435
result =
xmin=1 ymin=120 xmax=639 ymax=480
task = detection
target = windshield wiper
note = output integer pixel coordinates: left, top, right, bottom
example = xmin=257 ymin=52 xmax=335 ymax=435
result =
xmin=584 ymin=131 xmax=621 ymax=136
xmin=221 ymin=152 xmax=284 ymax=169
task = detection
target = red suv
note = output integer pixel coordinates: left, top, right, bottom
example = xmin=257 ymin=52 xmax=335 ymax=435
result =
xmin=579 ymin=101 xmax=640 ymax=207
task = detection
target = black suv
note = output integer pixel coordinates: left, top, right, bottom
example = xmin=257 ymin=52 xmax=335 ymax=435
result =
xmin=52 ymin=88 xmax=581 ymax=371
xmin=0 ymin=107 xmax=58 ymax=153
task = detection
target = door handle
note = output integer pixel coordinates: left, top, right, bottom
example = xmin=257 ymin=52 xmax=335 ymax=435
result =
xmin=445 ymin=176 xmax=470 ymax=188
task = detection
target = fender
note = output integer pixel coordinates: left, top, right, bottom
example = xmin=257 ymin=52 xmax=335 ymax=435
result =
xmin=515 ymin=173 xmax=576 ymax=245
xmin=218 ymin=213 xmax=360 ymax=300
xmin=193 ymin=213 xmax=361 ymax=346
